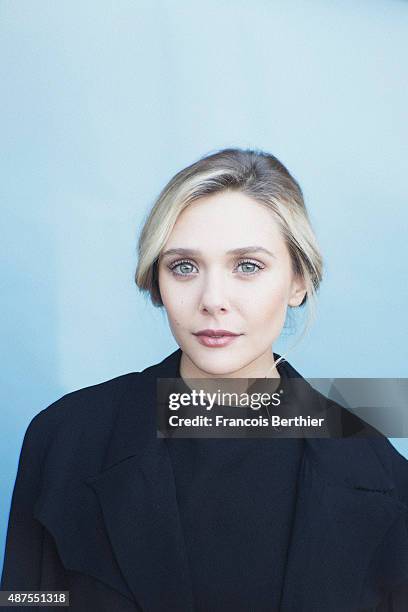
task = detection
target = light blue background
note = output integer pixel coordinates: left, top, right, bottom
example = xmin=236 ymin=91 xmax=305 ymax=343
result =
xmin=1 ymin=0 xmax=407 ymax=574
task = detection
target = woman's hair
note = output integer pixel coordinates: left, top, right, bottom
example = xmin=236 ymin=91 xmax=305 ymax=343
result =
xmin=135 ymin=147 xmax=323 ymax=355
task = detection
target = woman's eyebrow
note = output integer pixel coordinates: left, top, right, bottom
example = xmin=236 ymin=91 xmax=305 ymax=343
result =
xmin=160 ymin=246 xmax=275 ymax=258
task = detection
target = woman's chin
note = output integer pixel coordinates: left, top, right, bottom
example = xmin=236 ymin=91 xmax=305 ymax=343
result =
xmin=187 ymin=353 xmax=248 ymax=378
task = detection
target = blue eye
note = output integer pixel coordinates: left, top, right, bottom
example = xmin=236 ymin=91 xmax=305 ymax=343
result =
xmin=169 ymin=260 xmax=198 ymax=276
xmin=168 ymin=258 xmax=265 ymax=277
xmin=236 ymin=260 xmax=263 ymax=274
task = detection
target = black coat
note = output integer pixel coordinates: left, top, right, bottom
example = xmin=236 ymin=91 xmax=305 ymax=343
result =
xmin=2 ymin=348 xmax=408 ymax=611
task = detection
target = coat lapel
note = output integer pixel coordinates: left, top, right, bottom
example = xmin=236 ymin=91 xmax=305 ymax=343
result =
xmin=83 ymin=352 xmax=195 ymax=611
xmin=33 ymin=350 xmax=195 ymax=611
xmin=279 ymin=436 xmax=408 ymax=611
xmin=34 ymin=348 xmax=408 ymax=611
xmin=276 ymin=357 xmax=408 ymax=610
xmin=84 ymin=440 xmax=194 ymax=611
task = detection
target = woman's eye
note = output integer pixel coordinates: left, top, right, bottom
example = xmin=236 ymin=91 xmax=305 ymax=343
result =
xmin=169 ymin=261 xmax=198 ymax=276
xmin=168 ymin=259 xmax=264 ymax=277
xmin=236 ymin=260 xmax=264 ymax=274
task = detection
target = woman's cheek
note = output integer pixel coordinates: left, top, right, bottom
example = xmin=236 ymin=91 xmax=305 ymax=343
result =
xmin=256 ymin=288 xmax=286 ymax=315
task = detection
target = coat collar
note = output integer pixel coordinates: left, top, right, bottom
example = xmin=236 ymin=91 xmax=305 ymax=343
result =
xmin=34 ymin=349 xmax=408 ymax=611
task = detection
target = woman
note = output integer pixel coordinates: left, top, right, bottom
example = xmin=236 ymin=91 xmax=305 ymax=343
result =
xmin=2 ymin=148 xmax=408 ymax=611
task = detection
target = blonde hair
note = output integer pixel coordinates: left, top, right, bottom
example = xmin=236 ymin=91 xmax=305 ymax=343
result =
xmin=135 ymin=148 xmax=323 ymax=363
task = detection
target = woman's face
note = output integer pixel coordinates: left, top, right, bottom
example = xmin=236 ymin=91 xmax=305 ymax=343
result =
xmin=157 ymin=190 xmax=306 ymax=377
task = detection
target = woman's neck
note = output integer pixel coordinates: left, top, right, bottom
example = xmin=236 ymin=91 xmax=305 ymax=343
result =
xmin=179 ymin=348 xmax=281 ymax=396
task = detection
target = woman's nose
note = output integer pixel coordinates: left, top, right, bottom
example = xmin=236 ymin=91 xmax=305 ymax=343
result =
xmin=198 ymin=274 xmax=230 ymax=315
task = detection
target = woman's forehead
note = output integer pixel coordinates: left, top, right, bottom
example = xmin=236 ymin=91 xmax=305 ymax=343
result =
xmin=167 ymin=193 xmax=283 ymax=244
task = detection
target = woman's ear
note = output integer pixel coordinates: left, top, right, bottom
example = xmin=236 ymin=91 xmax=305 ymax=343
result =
xmin=288 ymin=275 xmax=307 ymax=307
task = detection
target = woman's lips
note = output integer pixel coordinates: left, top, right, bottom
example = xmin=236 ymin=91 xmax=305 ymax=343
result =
xmin=194 ymin=334 xmax=241 ymax=348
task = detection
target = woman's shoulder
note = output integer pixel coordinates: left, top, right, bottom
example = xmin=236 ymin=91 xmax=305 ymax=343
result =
xmin=25 ymin=350 xmax=178 ymax=447
xmin=23 ymin=371 xmax=143 ymax=456
xmin=14 ymin=370 xmax=150 ymax=493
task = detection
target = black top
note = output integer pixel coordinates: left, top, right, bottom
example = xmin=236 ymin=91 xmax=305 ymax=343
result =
xmin=165 ymin=360 xmax=304 ymax=611
xmin=166 ymin=435 xmax=304 ymax=611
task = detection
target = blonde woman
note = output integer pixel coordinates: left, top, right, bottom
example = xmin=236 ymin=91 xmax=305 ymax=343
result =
xmin=2 ymin=148 xmax=408 ymax=611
